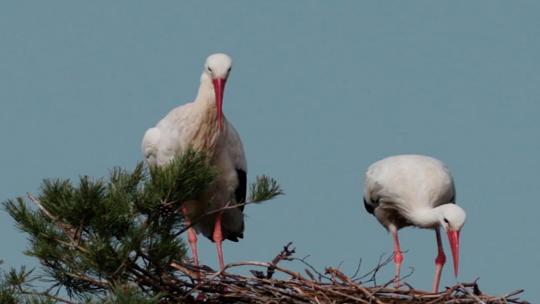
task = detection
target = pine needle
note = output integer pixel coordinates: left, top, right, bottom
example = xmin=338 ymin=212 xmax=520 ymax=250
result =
xmin=249 ymin=175 xmax=284 ymax=203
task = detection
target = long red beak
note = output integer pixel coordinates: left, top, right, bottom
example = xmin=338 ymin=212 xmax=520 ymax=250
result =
xmin=447 ymin=230 xmax=461 ymax=277
xmin=212 ymin=78 xmax=226 ymax=130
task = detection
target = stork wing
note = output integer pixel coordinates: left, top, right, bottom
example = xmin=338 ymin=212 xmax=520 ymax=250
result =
xmin=141 ymin=103 xmax=198 ymax=167
xmin=363 ymin=155 xmax=457 ymax=215
xmin=225 ymin=121 xmax=247 ymax=209
xmin=363 ymin=171 xmax=383 ymax=215
xmin=142 ymin=127 xmax=161 ymax=166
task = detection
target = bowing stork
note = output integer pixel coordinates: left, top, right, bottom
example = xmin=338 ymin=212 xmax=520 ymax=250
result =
xmin=363 ymin=155 xmax=466 ymax=292
xmin=142 ymin=53 xmax=247 ymax=271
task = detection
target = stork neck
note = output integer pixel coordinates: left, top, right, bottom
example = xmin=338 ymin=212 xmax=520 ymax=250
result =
xmin=193 ymin=74 xmax=221 ymax=130
xmin=408 ymin=207 xmax=441 ymax=229
xmin=188 ymin=73 xmax=222 ymax=153
xmin=195 ymin=74 xmax=217 ymax=107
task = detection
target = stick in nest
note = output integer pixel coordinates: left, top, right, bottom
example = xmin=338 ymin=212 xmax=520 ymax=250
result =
xmin=166 ymin=243 xmax=529 ymax=304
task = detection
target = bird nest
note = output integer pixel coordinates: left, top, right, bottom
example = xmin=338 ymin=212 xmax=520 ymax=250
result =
xmin=167 ymin=243 xmax=528 ymax=304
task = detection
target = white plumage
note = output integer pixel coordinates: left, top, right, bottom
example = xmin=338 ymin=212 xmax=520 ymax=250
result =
xmin=142 ymin=53 xmax=247 ymax=271
xmin=363 ymin=155 xmax=466 ymax=292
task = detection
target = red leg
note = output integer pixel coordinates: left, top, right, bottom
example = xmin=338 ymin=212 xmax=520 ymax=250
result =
xmin=391 ymin=228 xmax=404 ymax=288
xmin=213 ymin=212 xmax=225 ymax=271
xmin=432 ymin=228 xmax=446 ymax=293
xmin=181 ymin=207 xmax=199 ymax=270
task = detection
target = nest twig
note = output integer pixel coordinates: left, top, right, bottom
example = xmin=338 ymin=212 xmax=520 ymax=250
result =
xmin=167 ymin=243 xmax=529 ymax=304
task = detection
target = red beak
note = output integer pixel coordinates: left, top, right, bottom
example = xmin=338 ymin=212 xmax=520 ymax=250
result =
xmin=447 ymin=230 xmax=461 ymax=277
xmin=212 ymin=78 xmax=226 ymax=130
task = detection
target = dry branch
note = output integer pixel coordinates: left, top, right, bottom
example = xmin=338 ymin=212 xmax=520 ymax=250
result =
xmin=160 ymin=244 xmax=529 ymax=304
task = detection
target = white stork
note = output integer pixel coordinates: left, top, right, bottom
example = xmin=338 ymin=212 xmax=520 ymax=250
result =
xmin=363 ymin=155 xmax=466 ymax=292
xmin=142 ymin=53 xmax=247 ymax=271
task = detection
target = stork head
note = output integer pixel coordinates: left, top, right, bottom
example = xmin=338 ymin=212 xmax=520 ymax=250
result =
xmin=203 ymin=53 xmax=232 ymax=130
xmin=438 ymin=204 xmax=466 ymax=277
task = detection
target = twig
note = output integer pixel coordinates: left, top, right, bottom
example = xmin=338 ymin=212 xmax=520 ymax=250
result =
xmin=19 ymin=291 xmax=77 ymax=304
xmin=325 ymin=267 xmax=384 ymax=304
xmin=458 ymin=284 xmax=486 ymax=304
xmin=266 ymin=242 xmax=295 ymax=279
xmin=176 ymin=199 xmax=262 ymax=237
xmin=27 ymin=193 xmax=85 ymax=252
xmin=165 ymin=244 xmax=529 ymax=304
xmin=292 ymin=256 xmax=332 ymax=282
xmin=64 ymin=272 xmax=109 ymax=288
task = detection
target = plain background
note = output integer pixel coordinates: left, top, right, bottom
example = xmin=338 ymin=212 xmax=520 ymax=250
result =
xmin=1 ymin=1 xmax=539 ymax=301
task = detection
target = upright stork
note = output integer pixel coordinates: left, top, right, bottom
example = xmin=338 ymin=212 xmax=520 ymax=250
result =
xmin=142 ymin=53 xmax=247 ymax=271
xmin=363 ymin=155 xmax=466 ymax=292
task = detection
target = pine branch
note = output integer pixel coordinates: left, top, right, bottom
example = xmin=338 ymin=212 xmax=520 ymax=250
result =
xmin=175 ymin=175 xmax=284 ymax=237
xmin=249 ymin=175 xmax=284 ymax=202
xmin=3 ymin=150 xmax=285 ymax=303
xmin=101 ymin=285 xmax=161 ymax=304
xmin=0 ymin=261 xmax=75 ymax=304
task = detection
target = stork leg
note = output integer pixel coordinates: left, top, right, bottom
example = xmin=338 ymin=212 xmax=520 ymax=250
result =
xmin=181 ymin=207 xmax=200 ymax=270
xmin=391 ymin=227 xmax=404 ymax=288
xmin=213 ymin=211 xmax=225 ymax=271
xmin=432 ymin=228 xmax=446 ymax=293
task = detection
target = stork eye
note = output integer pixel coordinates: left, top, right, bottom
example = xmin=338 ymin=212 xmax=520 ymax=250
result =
xmin=227 ymin=67 xmax=232 ymax=73
xmin=443 ymin=218 xmax=449 ymax=224
xmin=207 ymin=67 xmax=213 ymax=72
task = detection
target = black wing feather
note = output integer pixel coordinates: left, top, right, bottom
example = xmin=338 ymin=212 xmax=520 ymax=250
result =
xmin=235 ymin=169 xmax=247 ymax=211
xmin=363 ymin=197 xmax=378 ymax=214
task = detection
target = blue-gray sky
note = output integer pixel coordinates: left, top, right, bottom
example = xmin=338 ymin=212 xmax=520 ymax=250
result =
xmin=1 ymin=1 xmax=539 ymax=301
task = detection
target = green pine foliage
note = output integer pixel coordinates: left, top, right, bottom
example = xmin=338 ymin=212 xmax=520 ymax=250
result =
xmin=2 ymin=150 xmax=282 ymax=303
xmin=249 ymin=175 xmax=284 ymax=203
xmin=100 ymin=285 xmax=160 ymax=304
xmin=0 ymin=262 xmax=55 ymax=304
